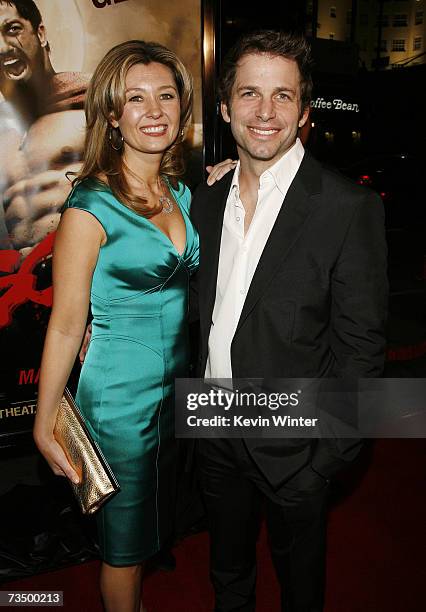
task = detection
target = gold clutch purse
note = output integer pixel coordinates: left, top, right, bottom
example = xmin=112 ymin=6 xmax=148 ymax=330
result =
xmin=53 ymin=387 xmax=120 ymax=515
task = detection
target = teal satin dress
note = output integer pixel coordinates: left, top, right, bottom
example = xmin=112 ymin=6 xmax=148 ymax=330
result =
xmin=65 ymin=178 xmax=199 ymax=566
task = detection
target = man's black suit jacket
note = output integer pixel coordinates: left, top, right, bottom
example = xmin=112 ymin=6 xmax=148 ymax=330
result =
xmin=190 ymin=152 xmax=388 ymax=490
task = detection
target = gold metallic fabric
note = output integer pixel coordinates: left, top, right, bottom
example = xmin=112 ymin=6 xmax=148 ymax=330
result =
xmin=54 ymin=388 xmax=120 ymax=515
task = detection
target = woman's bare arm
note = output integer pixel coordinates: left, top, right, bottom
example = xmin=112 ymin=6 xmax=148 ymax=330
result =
xmin=33 ymin=207 xmax=106 ymax=483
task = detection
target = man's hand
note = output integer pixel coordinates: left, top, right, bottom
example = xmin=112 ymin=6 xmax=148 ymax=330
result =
xmin=206 ymin=159 xmax=237 ymax=186
xmin=79 ymin=323 xmax=92 ymax=364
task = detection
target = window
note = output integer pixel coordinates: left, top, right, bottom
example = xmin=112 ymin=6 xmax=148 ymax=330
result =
xmin=392 ymin=39 xmax=406 ymax=52
xmin=376 ymin=14 xmax=389 ymax=27
xmin=393 ymin=14 xmax=408 ymax=27
xmin=330 ymin=6 xmax=336 ymax=18
xmin=413 ymin=36 xmax=422 ymax=51
xmin=415 ymin=11 xmax=423 ymax=26
xmin=324 ymin=131 xmax=335 ymax=144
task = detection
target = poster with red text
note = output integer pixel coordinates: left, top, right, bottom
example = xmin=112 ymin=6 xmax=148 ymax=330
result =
xmin=0 ymin=0 xmax=202 ymax=444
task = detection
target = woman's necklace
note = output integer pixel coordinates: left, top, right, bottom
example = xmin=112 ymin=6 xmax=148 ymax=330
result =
xmin=124 ymin=162 xmax=174 ymax=214
xmin=159 ymin=180 xmax=174 ymax=214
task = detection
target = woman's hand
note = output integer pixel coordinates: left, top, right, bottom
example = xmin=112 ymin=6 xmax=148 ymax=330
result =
xmin=206 ymin=159 xmax=237 ymax=186
xmin=34 ymin=431 xmax=80 ymax=484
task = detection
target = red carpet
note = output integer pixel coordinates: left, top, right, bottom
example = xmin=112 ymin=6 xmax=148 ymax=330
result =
xmin=3 ymin=440 xmax=425 ymax=611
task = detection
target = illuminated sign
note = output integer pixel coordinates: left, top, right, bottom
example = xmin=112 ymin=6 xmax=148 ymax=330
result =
xmin=311 ymin=97 xmax=360 ymax=112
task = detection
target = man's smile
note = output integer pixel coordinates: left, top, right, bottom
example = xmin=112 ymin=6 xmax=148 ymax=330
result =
xmin=247 ymin=126 xmax=281 ymax=137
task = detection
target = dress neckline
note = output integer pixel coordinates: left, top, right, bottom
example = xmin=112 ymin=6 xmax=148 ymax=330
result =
xmin=86 ymin=177 xmax=188 ymax=257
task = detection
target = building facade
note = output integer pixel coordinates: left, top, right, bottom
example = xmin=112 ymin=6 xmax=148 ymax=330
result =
xmin=309 ymin=0 xmax=425 ymax=69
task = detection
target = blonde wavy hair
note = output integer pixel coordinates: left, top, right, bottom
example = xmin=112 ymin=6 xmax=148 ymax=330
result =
xmin=76 ymin=40 xmax=193 ymax=215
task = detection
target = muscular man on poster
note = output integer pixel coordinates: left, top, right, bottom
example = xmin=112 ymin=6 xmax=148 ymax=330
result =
xmin=0 ymin=0 xmax=89 ymax=257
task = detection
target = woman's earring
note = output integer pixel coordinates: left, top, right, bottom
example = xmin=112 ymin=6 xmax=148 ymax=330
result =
xmin=109 ymin=126 xmax=124 ymax=151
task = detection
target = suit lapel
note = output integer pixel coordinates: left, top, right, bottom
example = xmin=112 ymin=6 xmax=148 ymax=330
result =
xmin=198 ymin=174 xmax=233 ymax=333
xmin=234 ymin=153 xmax=322 ymax=335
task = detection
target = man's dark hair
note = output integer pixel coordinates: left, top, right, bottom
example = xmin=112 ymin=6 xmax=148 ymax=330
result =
xmin=218 ymin=30 xmax=313 ymax=113
xmin=1 ymin=0 xmax=42 ymax=31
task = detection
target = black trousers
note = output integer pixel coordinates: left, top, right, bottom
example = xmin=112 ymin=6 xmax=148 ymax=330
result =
xmin=197 ymin=438 xmax=329 ymax=612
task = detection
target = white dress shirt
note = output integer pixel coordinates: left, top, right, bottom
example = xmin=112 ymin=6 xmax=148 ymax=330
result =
xmin=205 ymin=138 xmax=305 ymax=379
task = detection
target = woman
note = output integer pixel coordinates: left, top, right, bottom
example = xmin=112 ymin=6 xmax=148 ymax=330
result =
xmin=33 ymin=40 xmax=198 ymax=612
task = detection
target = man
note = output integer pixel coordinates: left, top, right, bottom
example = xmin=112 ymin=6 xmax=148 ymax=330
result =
xmin=0 ymin=0 xmax=89 ymax=256
xmin=190 ymin=31 xmax=387 ymax=611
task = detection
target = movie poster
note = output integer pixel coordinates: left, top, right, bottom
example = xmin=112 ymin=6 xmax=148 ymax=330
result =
xmin=0 ymin=0 xmax=202 ymax=443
